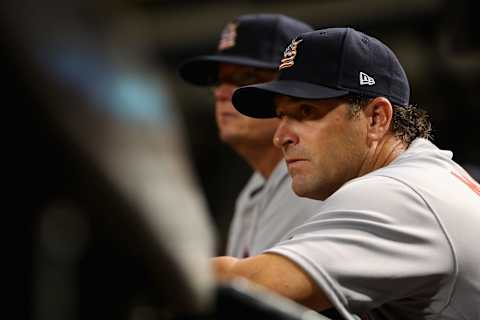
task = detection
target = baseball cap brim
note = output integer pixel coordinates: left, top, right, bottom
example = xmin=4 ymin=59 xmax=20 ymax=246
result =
xmin=232 ymin=80 xmax=350 ymax=118
xmin=178 ymin=55 xmax=278 ymax=86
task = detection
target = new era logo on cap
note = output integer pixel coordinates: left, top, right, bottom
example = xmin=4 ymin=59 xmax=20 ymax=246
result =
xmin=359 ymin=72 xmax=375 ymax=86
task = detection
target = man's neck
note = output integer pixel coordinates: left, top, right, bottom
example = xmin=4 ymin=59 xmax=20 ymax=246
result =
xmin=358 ymin=135 xmax=407 ymax=177
xmin=235 ymin=144 xmax=283 ymax=179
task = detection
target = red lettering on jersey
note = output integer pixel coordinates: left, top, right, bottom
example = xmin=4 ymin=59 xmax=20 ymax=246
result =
xmin=451 ymin=170 xmax=480 ymax=196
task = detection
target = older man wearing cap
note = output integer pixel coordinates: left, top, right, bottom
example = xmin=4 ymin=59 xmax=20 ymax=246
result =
xmin=214 ymin=28 xmax=480 ymax=320
xmin=179 ymin=14 xmax=322 ymax=258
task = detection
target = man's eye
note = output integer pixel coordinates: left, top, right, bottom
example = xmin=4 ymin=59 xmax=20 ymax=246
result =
xmin=232 ymin=74 xmax=258 ymax=86
xmin=299 ymin=104 xmax=313 ymax=117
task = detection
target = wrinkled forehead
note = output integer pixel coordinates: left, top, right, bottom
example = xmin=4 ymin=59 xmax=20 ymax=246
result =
xmin=274 ymin=95 xmax=347 ymax=112
xmin=274 ymin=95 xmax=298 ymax=108
xmin=273 ymin=95 xmax=295 ymax=115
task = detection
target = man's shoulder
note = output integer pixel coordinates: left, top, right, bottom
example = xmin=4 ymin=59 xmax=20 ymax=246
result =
xmin=326 ymin=174 xmax=422 ymax=215
xmin=234 ymin=172 xmax=265 ymax=208
xmin=240 ymin=171 xmax=265 ymax=195
xmin=331 ymin=139 xmax=455 ymax=203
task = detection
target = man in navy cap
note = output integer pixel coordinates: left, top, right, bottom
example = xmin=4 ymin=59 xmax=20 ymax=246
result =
xmin=214 ymin=28 xmax=480 ymax=320
xmin=179 ymin=14 xmax=322 ymax=258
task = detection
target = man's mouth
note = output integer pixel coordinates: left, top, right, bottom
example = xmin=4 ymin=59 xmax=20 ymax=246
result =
xmin=285 ymin=158 xmax=307 ymax=166
xmin=219 ymin=112 xmax=238 ymax=119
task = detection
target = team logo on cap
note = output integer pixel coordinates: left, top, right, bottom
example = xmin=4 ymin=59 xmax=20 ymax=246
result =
xmin=218 ymin=22 xmax=237 ymax=51
xmin=279 ymin=38 xmax=303 ymax=70
xmin=359 ymin=72 xmax=375 ymax=86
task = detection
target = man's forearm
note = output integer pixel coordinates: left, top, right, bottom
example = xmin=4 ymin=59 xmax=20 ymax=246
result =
xmin=210 ymin=254 xmax=332 ymax=311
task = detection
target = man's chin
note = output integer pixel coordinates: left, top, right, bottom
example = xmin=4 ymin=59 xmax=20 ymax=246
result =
xmin=219 ymin=132 xmax=242 ymax=145
xmin=292 ymin=180 xmax=326 ymax=200
xmin=291 ymin=180 xmax=309 ymax=198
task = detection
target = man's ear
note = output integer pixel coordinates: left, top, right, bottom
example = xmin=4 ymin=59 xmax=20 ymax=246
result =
xmin=364 ymin=97 xmax=393 ymax=142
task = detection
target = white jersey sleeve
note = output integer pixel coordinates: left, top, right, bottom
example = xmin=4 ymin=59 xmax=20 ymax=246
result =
xmin=266 ymin=175 xmax=454 ymax=317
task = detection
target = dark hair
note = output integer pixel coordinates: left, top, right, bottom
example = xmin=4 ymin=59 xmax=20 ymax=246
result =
xmin=346 ymin=95 xmax=433 ymax=145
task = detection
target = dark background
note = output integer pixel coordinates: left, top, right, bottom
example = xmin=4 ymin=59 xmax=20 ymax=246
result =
xmin=5 ymin=0 xmax=478 ymax=319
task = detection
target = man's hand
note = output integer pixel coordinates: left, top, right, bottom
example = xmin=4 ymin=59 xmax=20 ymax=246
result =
xmin=212 ymin=256 xmax=240 ymax=282
xmin=211 ymin=253 xmax=332 ymax=311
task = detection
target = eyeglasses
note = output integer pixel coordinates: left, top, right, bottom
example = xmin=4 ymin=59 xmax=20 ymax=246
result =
xmin=215 ymin=69 xmax=277 ymax=87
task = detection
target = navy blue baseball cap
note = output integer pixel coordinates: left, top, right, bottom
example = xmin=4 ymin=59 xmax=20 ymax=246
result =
xmin=178 ymin=14 xmax=313 ymax=86
xmin=232 ymin=27 xmax=410 ymax=118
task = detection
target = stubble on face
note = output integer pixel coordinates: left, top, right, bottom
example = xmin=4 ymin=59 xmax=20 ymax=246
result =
xmin=275 ymin=97 xmax=368 ymax=200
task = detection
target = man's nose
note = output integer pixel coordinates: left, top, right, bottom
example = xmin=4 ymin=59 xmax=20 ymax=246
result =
xmin=273 ymin=118 xmax=298 ymax=149
xmin=213 ymin=83 xmax=235 ymax=101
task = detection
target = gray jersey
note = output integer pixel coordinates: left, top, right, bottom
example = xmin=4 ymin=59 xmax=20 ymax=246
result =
xmin=226 ymin=161 xmax=322 ymax=258
xmin=267 ymin=139 xmax=480 ymax=320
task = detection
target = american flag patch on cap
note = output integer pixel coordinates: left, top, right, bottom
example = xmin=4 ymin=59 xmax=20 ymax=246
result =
xmin=218 ymin=22 xmax=237 ymax=51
